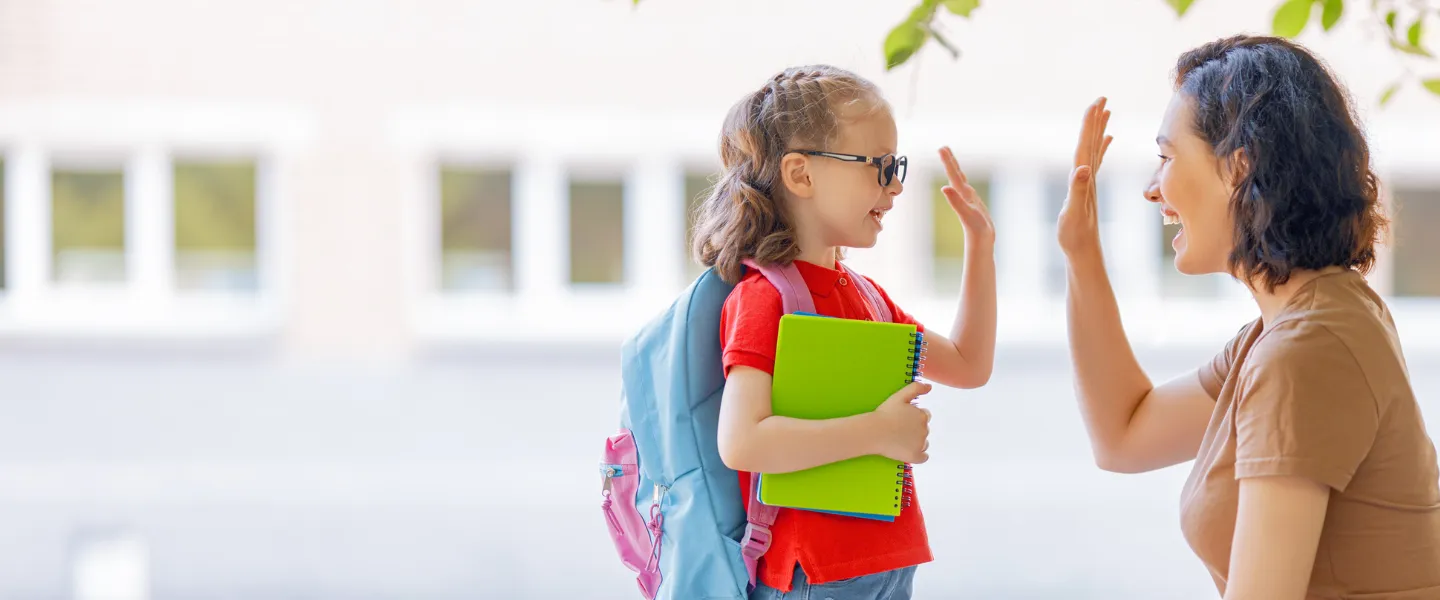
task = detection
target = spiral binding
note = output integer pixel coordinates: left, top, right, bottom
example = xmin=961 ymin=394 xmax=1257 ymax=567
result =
xmin=895 ymin=464 xmax=914 ymax=509
xmin=894 ymin=330 xmax=926 ymax=510
xmin=907 ymin=331 xmax=927 ymax=382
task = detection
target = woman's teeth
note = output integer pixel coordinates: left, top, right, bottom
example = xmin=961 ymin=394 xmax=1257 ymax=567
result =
xmin=1163 ymin=213 xmax=1180 ymax=226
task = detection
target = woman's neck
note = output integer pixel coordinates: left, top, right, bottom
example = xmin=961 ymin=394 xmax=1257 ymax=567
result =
xmin=1248 ymin=265 xmax=1347 ymax=327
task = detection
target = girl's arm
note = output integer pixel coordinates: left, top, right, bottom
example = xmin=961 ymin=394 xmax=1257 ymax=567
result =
xmin=718 ymin=366 xmax=932 ymax=474
xmin=921 ymin=146 xmax=997 ymax=390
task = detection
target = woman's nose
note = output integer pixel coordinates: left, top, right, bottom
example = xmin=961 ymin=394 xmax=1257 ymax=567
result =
xmin=1142 ymin=178 xmax=1162 ymax=204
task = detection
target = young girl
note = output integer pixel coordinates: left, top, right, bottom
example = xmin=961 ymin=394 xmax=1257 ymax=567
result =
xmin=691 ymin=65 xmax=998 ymax=599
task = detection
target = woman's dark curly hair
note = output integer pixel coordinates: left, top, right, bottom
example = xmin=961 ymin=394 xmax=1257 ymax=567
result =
xmin=1175 ymin=35 xmax=1387 ymax=291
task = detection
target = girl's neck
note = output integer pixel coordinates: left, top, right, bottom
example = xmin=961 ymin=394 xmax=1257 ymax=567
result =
xmin=795 ymin=245 xmax=837 ymax=269
xmin=790 ymin=209 xmax=839 ymax=268
xmin=793 ymin=226 xmax=837 ymax=268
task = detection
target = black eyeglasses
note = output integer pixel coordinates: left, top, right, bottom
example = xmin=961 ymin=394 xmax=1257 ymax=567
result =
xmin=789 ymin=150 xmax=908 ymax=187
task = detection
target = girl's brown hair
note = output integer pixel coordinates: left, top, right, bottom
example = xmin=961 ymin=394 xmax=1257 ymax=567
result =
xmin=691 ymin=65 xmax=885 ymax=284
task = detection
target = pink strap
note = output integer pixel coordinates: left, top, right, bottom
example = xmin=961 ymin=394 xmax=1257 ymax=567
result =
xmin=840 ymin=263 xmax=893 ymax=323
xmin=737 ymin=259 xmax=799 ymax=588
xmin=741 ymin=474 xmax=778 ymax=588
xmin=741 ymin=259 xmax=816 ymax=316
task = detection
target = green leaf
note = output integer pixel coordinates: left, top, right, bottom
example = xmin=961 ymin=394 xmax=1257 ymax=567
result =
xmin=1379 ymin=82 xmax=1400 ymax=106
xmin=1321 ymin=0 xmax=1343 ymax=30
xmin=1273 ymin=0 xmax=1315 ymax=38
xmin=1408 ymin=18 xmax=1423 ymax=47
xmin=942 ymin=0 xmax=980 ymax=17
xmin=1424 ymin=79 xmax=1440 ymax=97
xmin=909 ymin=0 xmax=938 ymax=23
xmin=885 ymin=21 xmax=929 ymax=70
xmin=1391 ymin=38 xmax=1435 ymax=57
xmin=1165 ymin=0 xmax=1196 ymax=16
xmin=1386 ymin=10 xmax=1397 ymax=31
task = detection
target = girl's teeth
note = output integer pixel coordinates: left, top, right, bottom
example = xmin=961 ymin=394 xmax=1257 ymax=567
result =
xmin=1163 ymin=213 xmax=1180 ymax=226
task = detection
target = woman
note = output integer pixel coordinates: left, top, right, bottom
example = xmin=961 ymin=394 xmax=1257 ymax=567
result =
xmin=1058 ymin=35 xmax=1440 ymax=599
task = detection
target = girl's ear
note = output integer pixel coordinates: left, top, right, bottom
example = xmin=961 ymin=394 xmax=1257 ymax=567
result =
xmin=779 ymin=152 xmax=815 ymax=199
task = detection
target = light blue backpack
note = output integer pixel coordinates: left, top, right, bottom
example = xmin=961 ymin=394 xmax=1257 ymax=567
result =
xmin=600 ymin=260 xmax=892 ymax=599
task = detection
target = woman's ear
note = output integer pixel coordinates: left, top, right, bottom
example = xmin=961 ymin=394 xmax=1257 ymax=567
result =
xmin=779 ymin=153 xmax=814 ymax=199
xmin=1224 ymin=148 xmax=1250 ymax=185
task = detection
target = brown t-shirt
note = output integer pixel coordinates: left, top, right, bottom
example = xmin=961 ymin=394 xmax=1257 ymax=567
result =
xmin=1181 ymin=270 xmax=1440 ymax=599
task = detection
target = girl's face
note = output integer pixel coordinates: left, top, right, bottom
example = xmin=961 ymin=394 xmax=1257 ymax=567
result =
xmin=1150 ymin=93 xmax=1237 ymax=275
xmin=789 ymin=105 xmax=905 ymax=253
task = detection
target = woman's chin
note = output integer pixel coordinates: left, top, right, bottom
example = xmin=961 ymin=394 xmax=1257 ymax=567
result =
xmin=1173 ymin=252 xmax=1224 ymax=276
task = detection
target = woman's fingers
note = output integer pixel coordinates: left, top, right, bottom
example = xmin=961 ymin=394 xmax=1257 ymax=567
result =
xmin=1097 ymin=135 xmax=1114 ymax=172
xmin=1094 ymin=109 xmax=1112 ymax=166
xmin=1065 ymin=165 xmax=1094 ymax=208
xmin=1074 ymin=99 xmax=1101 ymax=166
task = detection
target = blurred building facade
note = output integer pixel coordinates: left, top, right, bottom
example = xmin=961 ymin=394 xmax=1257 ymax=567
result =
xmin=2 ymin=0 xmax=1436 ymax=360
xmin=0 ymin=1 xmax=1437 ymax=598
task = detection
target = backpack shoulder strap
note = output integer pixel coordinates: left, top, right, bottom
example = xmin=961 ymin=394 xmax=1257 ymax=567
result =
xmin=839 ymin=262 xmax=894 ymax=323
xmin=734 ymin=259 xmax=804 ymax=589
xmin=741 ymin=259 xmax=816 ymax=315
xmin=741 ymin=475 xmax=778 ymax=589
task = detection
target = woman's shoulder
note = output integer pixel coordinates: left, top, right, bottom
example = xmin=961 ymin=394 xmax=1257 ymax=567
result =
xmin=1248 ymin=288 xmax=1409 ymax=406
xmin=1262 ymin=273 xmax=1400 ymax=360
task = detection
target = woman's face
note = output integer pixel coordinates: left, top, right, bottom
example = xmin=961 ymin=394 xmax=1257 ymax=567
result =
xmin=1149 ymin=92 xmax=1237 ymax=276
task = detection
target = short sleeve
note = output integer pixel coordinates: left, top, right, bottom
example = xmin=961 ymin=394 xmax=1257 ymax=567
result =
xmin=1233 ymin=323 xmax=1379 ymax=491
xmin=1198 ymin=321 xmax=1257 ymax=399
xmin=719 ymin=277 xmax=783 ymax=377
xmin=862 ymin=276 xmax=924 ymax=332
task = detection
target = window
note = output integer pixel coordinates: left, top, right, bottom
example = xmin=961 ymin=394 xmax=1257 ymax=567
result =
xmin=932 ymin=175 xmax=991 ymax=296
xmin=1393 ymin=186 xmax=1440 ymax=297
xmin=683 ymin=172 xmax=714 ymax=280
xmin=439 ymin=167 xmax=513 ymax=292
xmin=174 ymin=160 xmax=258 ymax=291
xmin=569 ymin=179 xmax=626 ymax=285
xmin=52 ymin=167 xmax=126 ymax=285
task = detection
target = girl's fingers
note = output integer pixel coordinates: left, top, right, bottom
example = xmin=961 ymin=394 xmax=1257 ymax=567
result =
xmin=940 ymin=147 xmax=968 ymax=186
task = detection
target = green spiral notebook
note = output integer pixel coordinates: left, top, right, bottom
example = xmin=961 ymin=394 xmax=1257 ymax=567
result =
xmin=759 ymin=313 xmax=925 ymax=519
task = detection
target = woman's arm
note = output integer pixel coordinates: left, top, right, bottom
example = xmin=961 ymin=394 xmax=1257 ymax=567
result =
xmin=717 ymin=366 xmax=933 ymax=474
xmin=923 ymin=147 xmax=997 ymax=390
xmin=1059 ymin=98 xmax=1215 ymax=473
xmin=1224 ymin=476 xmax=1330 ymax=600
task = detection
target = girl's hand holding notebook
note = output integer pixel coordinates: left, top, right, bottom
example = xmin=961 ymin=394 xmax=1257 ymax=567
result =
xmin=871 ymin=382 xmax=933 ymax=465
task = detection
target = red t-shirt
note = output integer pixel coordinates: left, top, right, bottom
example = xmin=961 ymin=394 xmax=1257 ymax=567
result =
xmin=720 ymin=259 xmax=933 ymax=593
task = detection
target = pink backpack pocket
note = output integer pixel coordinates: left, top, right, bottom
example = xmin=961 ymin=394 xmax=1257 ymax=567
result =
xmin=601 ymin=429 xmax=662 ymax=599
